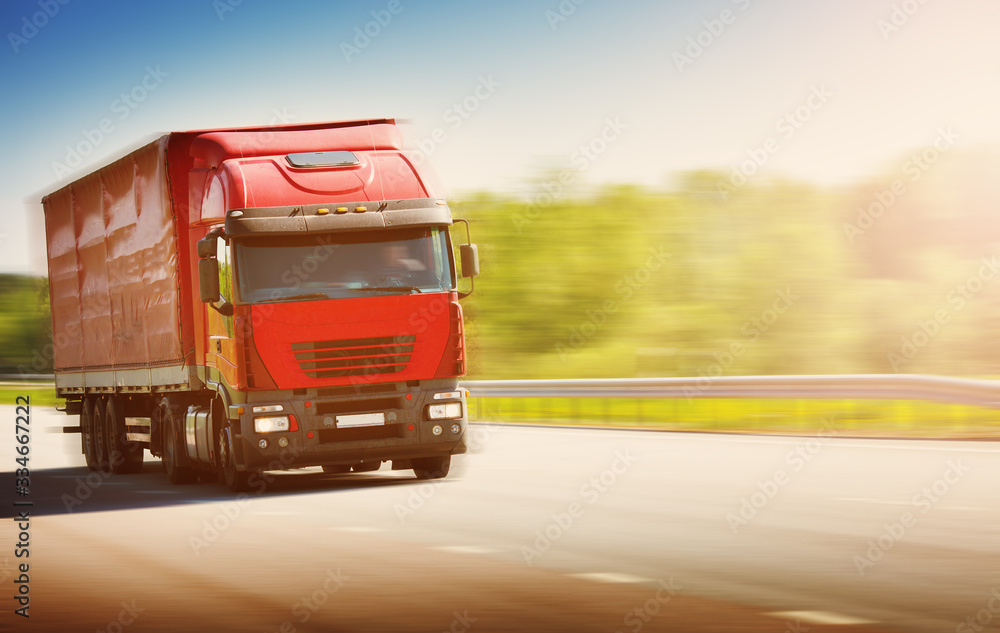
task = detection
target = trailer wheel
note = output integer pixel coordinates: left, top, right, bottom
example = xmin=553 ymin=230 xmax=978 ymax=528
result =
xmin=92 ymin=397 xmax=111 ymax=473
xmin=80 ymin=398 xmax=98 ymax=471
xmin=218 ymin=424 xmax=251 ymax=493
xmin=107 ymin=397 xmax=143 ymax=475
xmin=159 ymin=403 xmax=197 ymax=485
xmin=413 ymin=455 xmax=450 ymax=480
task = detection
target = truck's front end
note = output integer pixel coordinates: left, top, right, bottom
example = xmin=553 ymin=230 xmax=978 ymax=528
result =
xmin=181 ymin=122 xmax=480 ymax=491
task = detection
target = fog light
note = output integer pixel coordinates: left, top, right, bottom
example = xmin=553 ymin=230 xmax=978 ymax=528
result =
xmin=450 ymin=423 xmax=461 ymax=434
xmin=432 ymin=425 xmax=443 ymax=436
xmin=277 ymin=436 xmax=289 ymax=448
xmin=258 ymin=439 xmax=268 ymax=449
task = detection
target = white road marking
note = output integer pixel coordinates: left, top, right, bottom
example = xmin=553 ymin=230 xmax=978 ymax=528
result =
xmin=329 ymin=526 xmax=386 ymax=534
xmin=568 ymin=572 xmax=656 ymax=585
xmin=835 ymin=498 xmax=990 ymax=512
xmin=499 ymin=426 xmax=1000 ymax=453
xmin=834 ymin=498 xmax=913 ymax=506
xmin=430 ymin=545 xmax=499 ymax=555
xmin=765 ymin=610 xmax=876 ymax=625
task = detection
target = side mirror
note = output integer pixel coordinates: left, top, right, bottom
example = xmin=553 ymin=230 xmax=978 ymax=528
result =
xmin=196 ymin=237 xmax=215 ymax=259
xmin=199 ymin=258 xmax=220 ymax=303
xmin=460 ymin=244 xmax=480 ymax=278
xmin=197 ymin=226 xmax=225 ymax=258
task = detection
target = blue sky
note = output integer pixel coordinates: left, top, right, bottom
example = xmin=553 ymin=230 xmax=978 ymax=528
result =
xmin=2 ymin=0 xmax=999 ymax=273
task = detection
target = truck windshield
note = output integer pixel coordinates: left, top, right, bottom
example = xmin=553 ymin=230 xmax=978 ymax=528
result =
xmin=234 ymin=227 xmax=454 ymax=304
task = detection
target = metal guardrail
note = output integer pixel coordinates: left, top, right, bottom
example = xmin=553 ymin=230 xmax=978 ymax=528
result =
xmin=5 ymin=373 xmax=999 ymax=408
xmin=461 ymin=375 xmax=1000 ymax=408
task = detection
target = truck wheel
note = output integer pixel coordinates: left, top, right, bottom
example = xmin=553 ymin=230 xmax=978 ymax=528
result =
xmin=92 ymin=398 xmax=111 ymax=473
xmin=321 ymin=465 xmax=351 ymax=474
xmin=218 ymin=424 xmax=251 ymax=493
xmin=80 ymin=398 xmax=98 ymax=471
xmin=107 ymin=397 xmax=143 ymax=474
xmin=413 ymin=455 xmax=450 ymax=480
xmin=161 ymin=405 xmax=197 ymax=485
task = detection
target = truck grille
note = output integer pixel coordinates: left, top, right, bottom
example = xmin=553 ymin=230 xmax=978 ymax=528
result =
xmin=291 ymin=335 xmax=414 ymax=379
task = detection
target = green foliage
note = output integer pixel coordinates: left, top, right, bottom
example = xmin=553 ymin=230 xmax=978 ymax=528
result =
xmin=0 ymin=275 xmax=52 ymax=375
xmin=454 ymin=160 xmax=1000 ymax=380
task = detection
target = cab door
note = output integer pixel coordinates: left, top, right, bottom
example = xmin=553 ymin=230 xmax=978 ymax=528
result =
xmin=206 ymin=233 xmax=238 ymax=388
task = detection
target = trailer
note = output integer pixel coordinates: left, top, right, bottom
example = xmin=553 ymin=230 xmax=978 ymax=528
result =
xmin=41 ymin=119 xmax=479 ymax=491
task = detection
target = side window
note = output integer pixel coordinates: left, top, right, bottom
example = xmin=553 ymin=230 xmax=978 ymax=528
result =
xmin=218 ymin=237 xmax=234 ymax=336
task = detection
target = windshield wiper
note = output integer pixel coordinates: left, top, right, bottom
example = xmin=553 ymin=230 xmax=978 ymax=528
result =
xmin=259 ymin=293 xmax=330 ymax=303
xmin=349 ymin=286 xmax=422 ymax=294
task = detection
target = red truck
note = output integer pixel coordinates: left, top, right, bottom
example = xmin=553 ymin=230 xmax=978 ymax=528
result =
xmin=41 ymin=119 xmax=479 ymax=492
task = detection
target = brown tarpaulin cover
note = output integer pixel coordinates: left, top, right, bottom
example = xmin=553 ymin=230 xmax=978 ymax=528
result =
xmin=42 ymin=137 xmax=183 ymax=371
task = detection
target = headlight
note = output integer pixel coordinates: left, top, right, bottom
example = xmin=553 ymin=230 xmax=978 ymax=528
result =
xmin=427 ymin=402 xmax=463 ymax=420
xmin=255 ymin=416 xmax=290 ymax=433
xmin=433 ymin=391 xmax=463 ymax=400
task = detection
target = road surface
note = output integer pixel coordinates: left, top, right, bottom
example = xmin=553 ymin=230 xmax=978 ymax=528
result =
xmin=2 ymin=405 xmax=998 ymax=632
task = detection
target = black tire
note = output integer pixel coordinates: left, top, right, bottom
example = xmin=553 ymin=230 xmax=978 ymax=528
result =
xmin=351 ymin=461 xmax=381 ymax=473
xmin=161 ymin=403 xmax=197 ymax=485
xmin=92 ymin=398 xmax=111 ymax=473
xmin=80 ymin=398 xmax=98 ymax=471
xmin=218 ymin=424 xmax=252 ymax=493
xmin=321 ymin=464 xmax=351 ymax=474
xmin=413 ymin=455 xmax=450 ymax=480
xmin=106 ymin=397 xmax=143 ymax=474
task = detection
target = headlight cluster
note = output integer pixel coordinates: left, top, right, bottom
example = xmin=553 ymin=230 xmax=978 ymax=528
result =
xmin=427 ymin=402 xmax=463 ymax=420
xmin=254 ymin=416 xmax=290 ymax=433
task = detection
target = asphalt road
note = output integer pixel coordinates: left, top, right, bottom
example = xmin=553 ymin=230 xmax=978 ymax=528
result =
xmin=2 ymin=405 xmax=999 ymax=632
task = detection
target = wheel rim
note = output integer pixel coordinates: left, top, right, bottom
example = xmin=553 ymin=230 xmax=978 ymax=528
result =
xmin=81 ymin=400 xmax=94 ymax=466
xmin=93 ymin=403 xmax=107 ymax=468
xmin=164 ymin=412 xmax=177 ymax=477
xmin=219 ymin=427 xmax=236 ymax=484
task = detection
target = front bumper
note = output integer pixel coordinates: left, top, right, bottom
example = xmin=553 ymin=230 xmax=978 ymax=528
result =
xmin=233 ymin=379 xmax=468 ymax=470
